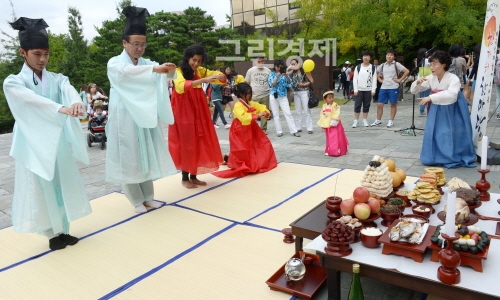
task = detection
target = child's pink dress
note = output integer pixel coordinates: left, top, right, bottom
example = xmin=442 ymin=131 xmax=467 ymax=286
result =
xmin=317 ymin=103 xmax=348 ymax=156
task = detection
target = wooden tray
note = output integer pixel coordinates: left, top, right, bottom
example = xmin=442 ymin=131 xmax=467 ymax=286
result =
xmin=437 ymin=211 xmax=479 ymax=226
xmin=428 ymin=242 xmax=489 ymax=272
xmin=265 ymin=252 xmax=326 ymax=300
xmin=496 ymin=222 xmax=500 ymax=235
xmin=378 ymin=219 xmax=436 ymax=263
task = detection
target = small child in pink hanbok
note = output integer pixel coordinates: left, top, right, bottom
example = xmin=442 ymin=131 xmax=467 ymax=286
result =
xmin=317 ymin=91 xmax=348 ymax=156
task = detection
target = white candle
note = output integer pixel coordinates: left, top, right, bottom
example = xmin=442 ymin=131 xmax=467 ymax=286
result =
xmin=481 ymin=136 xmax=488 ymax=170
xmin=445 ymin=192 xmax=457 ymax=237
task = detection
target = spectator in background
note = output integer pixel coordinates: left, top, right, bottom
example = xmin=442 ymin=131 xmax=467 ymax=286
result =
xmin=341 ymin=61 xmax=349 ymax=99
xmin=268 ymin=59 xmax=300 ymax=137
xmin=372 ymin=49 xmax=409 ymax=128
xmin=373 ymin=58 xmax=381 ymax=103
xmin=289 ymin=58 xmax=314 ymax=134
xmin=211 ymin=82 xmax=230 ymax=129
xmin=448 ymin=44 xmax=467 ymax=90
xmin=494 ymin=50 xmax=500 ymax=119
xmin=352 ymin=50 xmax=377 ymax=128
xmin=345 ymin=63 xmax=353 ymax=99
xmin=467 ymin=44 xmax=481 ymax=104
xmin=245 ymin=57 xmax=271 ymax=134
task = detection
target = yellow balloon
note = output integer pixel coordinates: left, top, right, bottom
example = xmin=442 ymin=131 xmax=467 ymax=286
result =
xmin=303 ymin=59 xmax=315 ymax=72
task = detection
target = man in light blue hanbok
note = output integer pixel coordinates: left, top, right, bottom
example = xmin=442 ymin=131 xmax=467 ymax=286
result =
xmin=3 ymin=18 xmax=91 ymax=251
xmin=106 ymin=6 xmax=177 ymax=213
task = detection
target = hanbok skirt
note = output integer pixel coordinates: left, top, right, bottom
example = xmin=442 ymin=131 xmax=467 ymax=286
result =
xmin=420 ymin=92 xmax=476 ymax=168
xmin=324 ymin=122 xmax=348 ymax=157
xmin=213 ymin=120 xmax=277 ymax=178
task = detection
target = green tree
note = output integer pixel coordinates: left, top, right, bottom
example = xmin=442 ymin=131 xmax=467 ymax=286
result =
xmin=294 ymin=0 xmax=487 ymax=62
xmin=58 ymin=7 xmax=89 ymax=88
xmin=86 ymin=0 xmax=132 ymax=93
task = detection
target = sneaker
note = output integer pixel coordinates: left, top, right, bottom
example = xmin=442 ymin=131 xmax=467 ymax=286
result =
xmin=214 ymin=124 xmax=220 ymax=129
xmin=371 ymin=120 xmax=382 ymax=127
xmin=362 ymin=119 xmax=369 ymax=127
xmin=497 ymin=114 xmax=500 ymax=120
xmin=352 ymin=120 xmax=358 ymax=128
xmin=419 ymin=111 xmax=426 ymax=117
xmin=224 ymin=124 xmax=231 ymax=129
xmin=387 ymin=120 xmax=394 ymax=128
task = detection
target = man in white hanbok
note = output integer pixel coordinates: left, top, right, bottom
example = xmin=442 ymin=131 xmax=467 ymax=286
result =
xmin=3 ymin=18 xmax=91 ymax=250
xmin=106 ymin=6 xmax=177 ymax=213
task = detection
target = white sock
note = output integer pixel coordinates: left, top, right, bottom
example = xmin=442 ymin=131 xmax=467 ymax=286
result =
xmin=144 ymin=200 xmax=161 ymax=209
xmin=135 ymin=204 xmax=147 ymax=213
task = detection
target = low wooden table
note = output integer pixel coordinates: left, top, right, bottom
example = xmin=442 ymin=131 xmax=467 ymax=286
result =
xmin=318 ymin=252 xmax=499 ymax=300
xmin=289 ymin=200 xmax=330 ymax=253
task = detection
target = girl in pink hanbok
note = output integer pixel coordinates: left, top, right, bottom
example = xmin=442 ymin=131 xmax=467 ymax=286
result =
xmin=317 ymin=91 xmax=348 ymax=156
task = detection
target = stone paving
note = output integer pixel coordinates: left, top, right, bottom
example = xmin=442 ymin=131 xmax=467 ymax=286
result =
xmin=1 ymin=89 xmax=499 ymax=230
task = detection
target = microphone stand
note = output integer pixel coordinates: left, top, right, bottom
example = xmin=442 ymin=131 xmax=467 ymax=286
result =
xmin=395 ymin=57 xmax=426 ymax=136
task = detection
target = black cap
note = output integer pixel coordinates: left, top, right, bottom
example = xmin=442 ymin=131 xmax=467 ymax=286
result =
xmin=10 ymin=17 xmax=49 ymax=50
xmin=122 ymin=6 xmax=149 ymax=36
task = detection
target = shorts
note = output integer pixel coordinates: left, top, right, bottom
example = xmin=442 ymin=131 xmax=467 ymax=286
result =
xmin=378 ymin=88 xmax=399 ymax=104
xmin=221 ymin=95 xmax=233 ymax=105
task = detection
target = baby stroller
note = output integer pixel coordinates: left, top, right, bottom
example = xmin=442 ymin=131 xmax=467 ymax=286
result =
xmin=87 ymin=106 xmax=107 ymax=150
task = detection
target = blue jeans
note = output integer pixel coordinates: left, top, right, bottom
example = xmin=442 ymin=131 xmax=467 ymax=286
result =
xmin=212 ymin=100 xmax=227 ymax=125
xmin=419 ymin=89 xmax=430 ymax=113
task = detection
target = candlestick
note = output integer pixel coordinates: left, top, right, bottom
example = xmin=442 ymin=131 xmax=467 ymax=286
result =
xmin=480 ymin=136 xmax=488 ymax=170
xmin=437 ymin=233 xmax=461 ymax=285
xmin=476 ymin=169 xmax=491 ymax=201
xmin=444 ymin=192 xmax=456 ymax=236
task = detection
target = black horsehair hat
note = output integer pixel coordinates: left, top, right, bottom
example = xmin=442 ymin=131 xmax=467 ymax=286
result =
xmin=10 ymin=17 xmax=49 ymax=50
xmin=122 ymin=6 xmax=150 ymax=36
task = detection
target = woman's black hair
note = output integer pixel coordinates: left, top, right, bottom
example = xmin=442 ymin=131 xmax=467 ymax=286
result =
xmin=234 ymin=83 xmax=252 ymax=98
xmin=416 ymin=48 xmax=428 ymax=66
xmin=428 ymin=50 xmax=452 ymax=71
xmin=290 ymin=58 xmax=306 ymax=74
xmin=179 ymin=45 xmax=208 ymax=80
xmin=473 ymin=44 xmax=481 ymax=55
xmin=448 ymin=44 xmax=461 ymax=58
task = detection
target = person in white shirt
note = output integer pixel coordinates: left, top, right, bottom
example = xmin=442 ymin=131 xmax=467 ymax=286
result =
xmin=372 ymin=49 xmax=409 ymax=128
xmin=352 ymin=50 xmax=377 ymax=127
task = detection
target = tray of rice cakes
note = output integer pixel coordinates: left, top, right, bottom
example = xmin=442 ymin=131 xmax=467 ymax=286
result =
xmin=407 ymin=172 xmax=442 ymax=205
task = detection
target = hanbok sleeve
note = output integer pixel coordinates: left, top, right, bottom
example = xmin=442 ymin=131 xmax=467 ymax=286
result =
xmin=331 ymin=104 xmax=341 ymax=120
xmin=233 ymin=102 xmax=253 ymax=126
xmin=429 ymin=73 xmax=460 ymax=105
xmin=3 ymin=74 xmax=86 ymax=180
xmin=410 ymin=75 xmax=432 ymax=94
xmin=107 ymin=57 xmax=167 ymax=128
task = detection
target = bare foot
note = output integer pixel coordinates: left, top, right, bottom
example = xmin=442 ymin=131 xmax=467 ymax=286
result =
xmin=191 ymin=179 xmax=207 ymax=186
xmin=182 ymin=180 xmax=198 ymax=189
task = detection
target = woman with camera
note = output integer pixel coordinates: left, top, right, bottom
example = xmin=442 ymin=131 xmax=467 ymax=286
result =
xmin=267 ymin=60 xmax=300 ymax=137
xmin=289 ymin=58 xmax=314 ymax=134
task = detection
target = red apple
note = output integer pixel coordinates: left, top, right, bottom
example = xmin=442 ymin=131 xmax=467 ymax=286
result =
xmin=354 ymin=203 xmax=371 ymax=220
xmin=340 ymin=198 xmax=356 ymax=215
xmin=353 ymin=187 xmax=370 ymax=203
xmin=367 ymin=198 xmax=380 ymax=213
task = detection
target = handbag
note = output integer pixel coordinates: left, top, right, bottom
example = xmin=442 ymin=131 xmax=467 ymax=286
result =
xmin=308 ymin=84 xmax=319 ymax=108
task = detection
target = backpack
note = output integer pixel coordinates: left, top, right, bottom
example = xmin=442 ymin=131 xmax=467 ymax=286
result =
xmin=448 ymin=57 xmax=463 ymax=83
xmin=340 ymin=68 xmax=347 ymax=81
xmin=356 ymin=64 xmax=376 ymax=76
